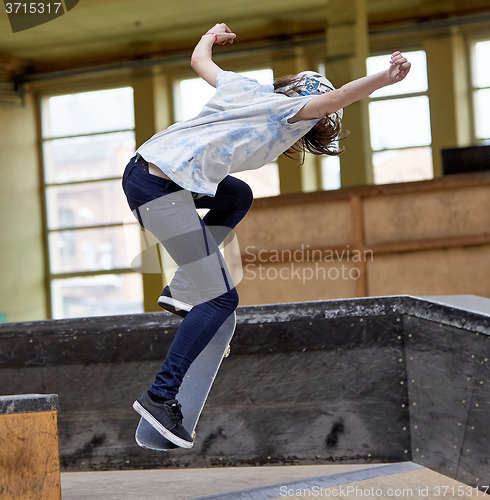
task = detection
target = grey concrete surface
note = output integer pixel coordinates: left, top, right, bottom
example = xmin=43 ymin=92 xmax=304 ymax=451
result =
xmin=61 ymin=464 xmax=385 ymax=500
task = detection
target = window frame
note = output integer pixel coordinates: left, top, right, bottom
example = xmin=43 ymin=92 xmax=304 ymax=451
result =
xmin=38 ymin=85 xmax=143 ymax=319
xmin=366 ymin=49 xmax=433 ymax=185
xmin=470 ymin=37 xmax=490 ymax=144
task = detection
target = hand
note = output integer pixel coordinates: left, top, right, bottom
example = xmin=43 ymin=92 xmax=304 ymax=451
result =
xmin=387 ymin=51 xmax=411 ymax=84
xmin=205 ymin=23 xmax=236 ymax=45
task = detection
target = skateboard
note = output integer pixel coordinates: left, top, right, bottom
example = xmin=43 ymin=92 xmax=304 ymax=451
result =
xmin=135 ymin=311 xmax=236 ymax=451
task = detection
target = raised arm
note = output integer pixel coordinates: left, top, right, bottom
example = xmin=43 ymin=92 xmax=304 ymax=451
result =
xmin=290 ymin=52 xmax=412 ymax=122
xmin=190 ymin=23 xmax=236 ymax=88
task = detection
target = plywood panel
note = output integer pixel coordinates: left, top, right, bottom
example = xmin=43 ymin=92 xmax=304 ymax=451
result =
xmin=276 ymin=468 xmax=486 ymax=499
xmin=237 ymin=200 xmax=352 ymax=251
xmin=405 ymin=317 xmax=484 ymax=480
xmin=367 ymin=245 xmax=490 ymax=298
xmin=457 ymin=339 xmax=490 ymax=486
xmin=237 ymin=259 xmax=360 ymax=304
xmin=364 ymin=186 xmax=490 ymax=245
xmin=0 ymin=410 xmax=61 ymax=500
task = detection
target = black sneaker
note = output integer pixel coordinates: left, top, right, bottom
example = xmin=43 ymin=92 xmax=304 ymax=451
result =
xmin=157 ymin=286 xmax=193 ymax=318
xmin=133 ymin=391 xmax=194 ymax=449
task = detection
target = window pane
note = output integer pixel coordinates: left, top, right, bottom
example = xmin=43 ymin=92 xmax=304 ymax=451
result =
xmin=48 ymin=224 xmax=140 ymax=274
xmin=373 ymin=147 xmax=433 ymax=184
xmin=321 ymin=156 xmax=341 ymax=190
xmin=176 ymin=69 xmax=274 ymax=121
xmin=46 ymin=179 xmax=130 ymax=230
xmin=367 ymin=50 xmax=428 ymax=98
xmin=474 ymin=89 xmax=490 ymax=140
xmin=231 ymin=162 xmax=279 ymax=198
xmin=43 ymin=87 xmax=134 ymax=138
xmin=177 ymin=79 xmax=216 ymax=122
xmin=369 ymin=96 xmax=432 ymax=150
xmin=51 ymin=273 xmax=143 ymax=319
xmin=474 ymin=40 xmax=490 ymax=88
xmin=44 ymin=131 xmax=135 ymax=184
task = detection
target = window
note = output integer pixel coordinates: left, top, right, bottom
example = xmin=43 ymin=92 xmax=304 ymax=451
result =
xmin=41 ymin=88 xmax=143 ymax=319
xmin=174 ymin=69 xmax=280 ymax=198
xmin=472 ymin=39 xmax=490 ymax=143
xmin=367 ymin=50 xmax=433 ymax=184
xmin=321 ymin=156 xmax=341 ymax=191
xmin=315 ymin=62 xmax=342 ymax=191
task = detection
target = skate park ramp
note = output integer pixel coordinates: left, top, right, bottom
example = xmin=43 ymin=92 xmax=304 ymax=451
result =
xmin=59 ymin=461 xmax=487 ymax=499
xmin=1 ymin=295 xmax=489 ymax=498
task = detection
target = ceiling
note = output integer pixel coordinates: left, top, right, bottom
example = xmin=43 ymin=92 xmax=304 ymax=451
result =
xmin=1 ymin=0 xmax=489 ymax=81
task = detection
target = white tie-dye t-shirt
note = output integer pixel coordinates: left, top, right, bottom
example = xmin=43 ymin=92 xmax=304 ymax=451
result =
xmin=137 ymin=71 xmax=320 ymax=196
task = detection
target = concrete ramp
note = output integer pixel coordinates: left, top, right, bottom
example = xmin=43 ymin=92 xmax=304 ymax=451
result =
xmin=264 ymin=464 xmax=486 ymax=500
xmin=1 ymin=295 xmax=489 ymax=494
xmin=60 ymin=462 xmax=487 ymax=499
xmin=194 ymin=462 xmax=423 ymax=499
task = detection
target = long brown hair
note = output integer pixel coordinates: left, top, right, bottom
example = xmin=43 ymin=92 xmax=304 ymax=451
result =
xmin=274 ymin=74 xmax=345 ymax=160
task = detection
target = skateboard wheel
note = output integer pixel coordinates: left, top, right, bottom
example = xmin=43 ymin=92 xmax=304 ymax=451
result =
xmin=192 ymin=431 xmax=197 ymax=439
xmin=223 ymin=344 xmax=231 ymax=358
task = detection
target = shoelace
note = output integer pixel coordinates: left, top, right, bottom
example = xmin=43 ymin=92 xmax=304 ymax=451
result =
xmin=166 ymin=401 xmax=184 ymax=424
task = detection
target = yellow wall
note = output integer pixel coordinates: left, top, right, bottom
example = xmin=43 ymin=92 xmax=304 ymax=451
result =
xmin=0 ymin=95 xmax=46 ymax=321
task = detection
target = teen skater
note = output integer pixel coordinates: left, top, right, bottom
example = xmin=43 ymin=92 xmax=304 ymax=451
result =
xmin=122 ymin=23 xmax=411 ymax=449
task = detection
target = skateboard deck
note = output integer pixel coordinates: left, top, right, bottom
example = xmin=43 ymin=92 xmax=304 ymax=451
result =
xmin=135 ymin=311 xmax=236 ymax=451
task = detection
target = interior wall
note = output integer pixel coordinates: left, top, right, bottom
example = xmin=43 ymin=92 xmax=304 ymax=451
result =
xmin=1 ymin=15 xmax=489 ymax=321
xmin=235 ymin=175 xmax=490 ymax=305
xmin=0 ymin=95 xmax=46 ymax=322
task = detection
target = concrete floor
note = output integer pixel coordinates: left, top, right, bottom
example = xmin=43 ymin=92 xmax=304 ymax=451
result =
xmin=60 ymin=462 xmax=488 ymax=500
xmin=60 ymin=463 xmax=386 ymax=500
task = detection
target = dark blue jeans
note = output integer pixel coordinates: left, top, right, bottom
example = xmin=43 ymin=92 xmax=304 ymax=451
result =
xmin=122 ymin=155 xmax=253 ymax=398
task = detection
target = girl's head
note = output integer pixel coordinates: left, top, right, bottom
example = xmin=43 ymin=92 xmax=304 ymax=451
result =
xmin=274 ymin=72 xmax=344 ymax=158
